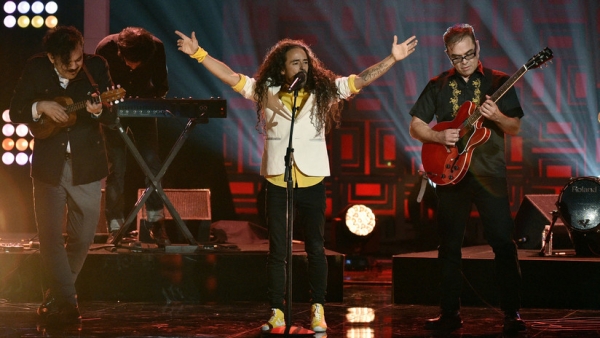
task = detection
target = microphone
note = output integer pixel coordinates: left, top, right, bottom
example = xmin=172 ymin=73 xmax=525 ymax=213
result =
xmin=287 ymin=71 xmax=307 ymax=92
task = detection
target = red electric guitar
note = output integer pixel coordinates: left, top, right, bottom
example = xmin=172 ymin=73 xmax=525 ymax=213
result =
xmin=421 ymin=47 xmax=553 ymax=185
xmin=29 ymin=87 xmax=126 ymax=139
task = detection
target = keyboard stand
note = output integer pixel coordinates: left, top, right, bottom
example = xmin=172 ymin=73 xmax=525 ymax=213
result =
xmin=109 ymin=117 xmax=208 ymax=246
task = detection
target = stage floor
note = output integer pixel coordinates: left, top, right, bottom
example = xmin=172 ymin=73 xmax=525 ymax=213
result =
xmin=3 ymin=235 xmax=600 ymax=337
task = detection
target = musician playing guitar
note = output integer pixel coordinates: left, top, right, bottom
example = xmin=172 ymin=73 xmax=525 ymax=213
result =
xmin=409 ymin=24 xmax=526 ymax=334
xmin=9 ymin=26 xmax=117 ymax=326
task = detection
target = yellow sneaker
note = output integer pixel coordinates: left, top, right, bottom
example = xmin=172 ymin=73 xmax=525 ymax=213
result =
xmin=311 ymin=303 xmax=327 ymax=332
xmin=261 ymin=308 xmax=285 ymax=332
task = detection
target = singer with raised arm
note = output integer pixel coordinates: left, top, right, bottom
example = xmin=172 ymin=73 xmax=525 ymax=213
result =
xmin=175 ymin=30 xmax=417 ymax=333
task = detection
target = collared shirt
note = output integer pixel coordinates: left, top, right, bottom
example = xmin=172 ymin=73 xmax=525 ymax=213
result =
xmin=410 ymin=61 xmax=524 ymax=177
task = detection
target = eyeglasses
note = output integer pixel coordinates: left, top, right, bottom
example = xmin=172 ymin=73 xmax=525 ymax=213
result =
xmin=450 ymin=51 xmax=477 ymax=64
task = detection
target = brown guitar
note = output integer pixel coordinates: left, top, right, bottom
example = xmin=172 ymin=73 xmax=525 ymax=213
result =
xmin=29 ymin=87 xmax=126 ymax=139
xmin=421 ymin=47 xmax=553 ymax=185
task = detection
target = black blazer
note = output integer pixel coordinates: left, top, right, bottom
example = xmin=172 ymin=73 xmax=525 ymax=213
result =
xmin=9 ymin=53 xmax=117 ymax=185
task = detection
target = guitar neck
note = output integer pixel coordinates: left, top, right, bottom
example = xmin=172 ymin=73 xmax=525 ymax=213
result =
xmin=65 ymin=96 xmax=101 ymax=113
xmin=464 ymin=65 xmax=528 ymax=128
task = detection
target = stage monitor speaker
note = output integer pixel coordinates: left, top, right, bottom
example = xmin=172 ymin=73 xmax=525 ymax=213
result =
xmin=514 ymin=194 xmax=572 ymax=249
xmin=210 ymin=220 xmax=267 ymax=245
xmin=137 ymin=189 xmax=212 ymax=243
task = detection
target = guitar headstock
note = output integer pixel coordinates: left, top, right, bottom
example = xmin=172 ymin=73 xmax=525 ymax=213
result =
xmin=100 ymin=86 xmax=126 ymax=105
xmin=525 ymin=47 xmax=553 ymax=70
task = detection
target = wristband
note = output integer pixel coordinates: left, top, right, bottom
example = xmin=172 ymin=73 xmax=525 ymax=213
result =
xmin=190 ymin=46 xmax=208 ymax=63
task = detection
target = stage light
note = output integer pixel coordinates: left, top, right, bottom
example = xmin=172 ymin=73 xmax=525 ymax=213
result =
xmin=4 ymin=15 xmax=16 ymax=28
xmin=15 ymin=138 xmax=28 ymax=151
xmin=15 ymin=124 xmax=29 ymax=137
xmin=2 ymin=124 xmax=15 ymax=137
xmin=45 ymin=1 xmax=57 ymax=14
xmin=2 ymin=152 xmax=15 ymax=165
xmin=345 ymin=204 xmax=376 ymax=236
xmin=31 ymin=1 xmax=44 ymax=14
xmin=17 ymin=15 xmax=29 ymax=27
xmin=45 ymin=15 xmax=56 ymax=28
xmin=345 ymin=307 xmax=375 ymax=323
xmin=29 ymin=139 xmax=34 ymax=150
xmin=4 ymin=1 xmax=16 ymax=14
xmin=2 ymin=110 xmax=11 ymax=123
xmin=17 ymin=1 xmax=30 ymax=14
xmin=346 ymin=327 xmax=375 ymax=338
xmin=2 ymin=139 xmax=14 ymax=151
xmin=31 ymin=15 xmax=43 ymax=28
xmin=15 ymin=152 xmax=28 ymax=165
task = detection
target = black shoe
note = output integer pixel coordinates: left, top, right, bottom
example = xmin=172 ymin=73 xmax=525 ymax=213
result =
xmin=149 ymin=221 xmax=170 ymax=247
xmin=503 ymin=311 xmax=526 ymax=333
xmin=425 ymin=312 xmax=463 ymax=332
xmin=37 ymin=289 xmax=59 ymax=318
xmin=37 ymin=290 xmax=81 ymax=326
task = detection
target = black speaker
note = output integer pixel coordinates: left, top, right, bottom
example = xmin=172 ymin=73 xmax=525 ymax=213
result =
xmin=514 ymin=194 xmax=572 ymax=249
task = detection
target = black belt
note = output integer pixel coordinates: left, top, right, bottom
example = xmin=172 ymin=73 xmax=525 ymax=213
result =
xmin=65 ymin=153 xmax=71 ymax=160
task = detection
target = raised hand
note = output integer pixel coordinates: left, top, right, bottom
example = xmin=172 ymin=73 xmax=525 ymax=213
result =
xmin=392 ymin=35 xmax=418 ymax=62
xmin=175 ymin=30 xmax=199 ymax=55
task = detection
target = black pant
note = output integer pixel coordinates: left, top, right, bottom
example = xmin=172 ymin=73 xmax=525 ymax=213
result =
xmin=264 ymin=181 xmax=328 ymax=310
xmin=435 ymin=173 xmax=522 ymax=313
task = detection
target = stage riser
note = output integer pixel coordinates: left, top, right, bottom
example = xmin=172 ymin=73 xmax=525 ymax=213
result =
xmin=393 ymin=250 xmax=600 ymax=309
xmin=0 ymin=250 xmax=344 ymax=303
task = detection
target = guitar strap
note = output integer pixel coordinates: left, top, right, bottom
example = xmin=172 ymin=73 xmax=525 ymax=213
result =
xmin=81 ymin=62 xmax=100 ymax=95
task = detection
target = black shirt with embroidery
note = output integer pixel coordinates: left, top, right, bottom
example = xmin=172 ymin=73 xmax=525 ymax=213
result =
xmin=410 ymin=62 xmax=524 ymax=178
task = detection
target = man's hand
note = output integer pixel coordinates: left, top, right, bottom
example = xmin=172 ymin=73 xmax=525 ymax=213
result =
xmin=86 ymin=93 xmax=103 ymax=116
xmin=479 ymin=95 xmax=501 ymax=122
xmin=439 ymin=128 xmax=461 ymax=146
xmin=36 ymin=101 xmax=69 ymax=123
xmin=391 ymin=35 xmax=418 ymax=62
xmin=175 ymin=30 xmax=199 ymax=56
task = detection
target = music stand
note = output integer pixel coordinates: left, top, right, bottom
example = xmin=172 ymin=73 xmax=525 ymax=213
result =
xmin=108 ymin=117 xmax=205 ymax=246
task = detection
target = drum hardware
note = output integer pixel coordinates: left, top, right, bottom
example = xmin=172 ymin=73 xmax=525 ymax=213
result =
xmin=547 ymin=177 xmax=600 ymax=256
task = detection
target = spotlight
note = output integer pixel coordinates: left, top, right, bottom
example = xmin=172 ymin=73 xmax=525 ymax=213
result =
xmin=45 ymin=15 xmax=57 ymax=28
xmin=2 ymin=152 xmax=15 ymax=165
xmin=4 ymin=2 xmax=16 ymax=14
xmin=31 ymin=1 xmax=44 ymax=14
xmin=31 ymin=15 xmax=43 ymax=28
xmin=17 ymin=15 xmax=29 ymax=28
xmin=330 ymin=204 xmax=380 ymax=267
xmin=345 ymin=204 xmax=376 ymax=236
xmin=17 ymin=1 xmax=30 ymax=14
xmin=4 ymin=15 xmax=16 ymax=28
xmin=45 ymin=1 xmax=57 ymax=14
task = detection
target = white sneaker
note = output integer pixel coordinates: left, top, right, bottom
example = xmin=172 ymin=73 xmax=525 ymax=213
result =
xmin=311 ymin=303 xmax=327 ymax=332
xmin=261 ymin=308 xmax=285 ymax=332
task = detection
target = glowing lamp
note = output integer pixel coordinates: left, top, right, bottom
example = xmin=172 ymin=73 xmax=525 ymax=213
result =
xmin=345 ymin=204 xmax=376 ymax=236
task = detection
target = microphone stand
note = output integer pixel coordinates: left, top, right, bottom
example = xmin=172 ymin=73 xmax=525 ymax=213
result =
xmin=272 ymin=87 xmax=314 ymax=336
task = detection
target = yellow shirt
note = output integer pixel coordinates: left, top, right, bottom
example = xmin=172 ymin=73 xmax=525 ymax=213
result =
xmin=231 ymin=75 xmax=359 ymax=188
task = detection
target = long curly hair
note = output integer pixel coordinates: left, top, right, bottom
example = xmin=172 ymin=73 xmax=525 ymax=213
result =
xmin=253 ymin=39 xmax=343 ymax=135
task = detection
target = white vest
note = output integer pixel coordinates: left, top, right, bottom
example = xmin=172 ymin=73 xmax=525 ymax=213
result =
xmin=237 ymin=76 xmax=354 ymax=177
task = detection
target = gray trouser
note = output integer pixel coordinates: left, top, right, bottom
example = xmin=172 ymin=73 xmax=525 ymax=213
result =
xmin=33 ymin=158 xmax=101 ymax=304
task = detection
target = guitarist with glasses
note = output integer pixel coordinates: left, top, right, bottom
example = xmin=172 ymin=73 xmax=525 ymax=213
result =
xmin=409 ymin=24 xmax=526 ymax=334
xmin=9 ymin=26 xmax=118 ymax=326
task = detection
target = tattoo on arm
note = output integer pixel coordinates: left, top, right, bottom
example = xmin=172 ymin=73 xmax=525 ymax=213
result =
xmin=359 ymin=58 xmax=394 ymax=83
